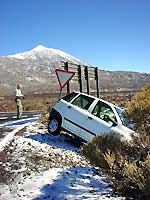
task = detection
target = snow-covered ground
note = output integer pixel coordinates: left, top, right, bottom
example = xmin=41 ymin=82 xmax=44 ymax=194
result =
xmin=0 ymin=121 xmax=125 ymax=200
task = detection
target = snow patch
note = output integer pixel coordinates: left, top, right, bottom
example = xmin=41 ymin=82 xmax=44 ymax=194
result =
xmin=0 ymin=122 xmax=125 ymax=200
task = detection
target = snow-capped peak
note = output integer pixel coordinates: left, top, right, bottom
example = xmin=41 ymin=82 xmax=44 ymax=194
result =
xmin=32 ymin=45 xmax=49 ymax=51
xmin=7 ymin=45 xmax=86 ymax=65
xmin=8 ymin=45 xmax=49 ymax=60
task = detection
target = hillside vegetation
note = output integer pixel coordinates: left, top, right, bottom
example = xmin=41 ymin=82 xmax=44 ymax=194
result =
xmin=125 ymin=84 xmax=150 ymax=134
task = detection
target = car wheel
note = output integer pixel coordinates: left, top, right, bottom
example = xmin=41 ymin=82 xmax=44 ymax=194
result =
xmin=48 ymin=116 xmax=61 ymax=135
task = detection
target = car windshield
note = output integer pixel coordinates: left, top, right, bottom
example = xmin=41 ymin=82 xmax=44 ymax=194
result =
xmin=115 ymin=107 xmax=135 ymax=130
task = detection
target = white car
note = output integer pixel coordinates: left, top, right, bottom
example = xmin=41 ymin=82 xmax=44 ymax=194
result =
xmin=48 ymin=92 xmax=134 ymax=142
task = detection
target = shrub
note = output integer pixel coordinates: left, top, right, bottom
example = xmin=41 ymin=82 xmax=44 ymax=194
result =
xmin=83 ymin=134 xmax=123 ymax=169
xmin=82 ymin=133 xmax=150 ymax=199
xmin=24 ymin=101 xmax=47 ymax=111
xmin=38 ymin=112 xmax=49 ymax=126
xmin=83 ymin=84 xmax=150 ymax=199
xmin=124 ymin=84 xmax=150 ymax=133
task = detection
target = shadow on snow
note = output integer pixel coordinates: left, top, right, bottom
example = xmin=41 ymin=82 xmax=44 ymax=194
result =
xmin=32 ymin=166 xmax=112 ymax=200
xmin=25 ymin=132 xmax=81 ymax=152
xmin=5 ymin=118 xmax=38 ymax=127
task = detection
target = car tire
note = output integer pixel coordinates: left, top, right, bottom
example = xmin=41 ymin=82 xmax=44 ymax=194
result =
xmin=48 ymin=116 xmax=61 ymax=135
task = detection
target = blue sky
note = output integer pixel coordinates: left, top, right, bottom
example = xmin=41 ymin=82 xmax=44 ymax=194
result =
xmin=0 ymin=0 xmax=150 ymax=73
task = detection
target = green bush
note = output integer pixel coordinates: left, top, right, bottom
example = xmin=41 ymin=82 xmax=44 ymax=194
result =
xmin=83 ymin=133 xmax=150 ymax=199
xmin=124 ymin=84 xmax=150 ymax=133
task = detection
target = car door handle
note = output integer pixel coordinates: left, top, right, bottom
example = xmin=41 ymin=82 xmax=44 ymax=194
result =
xmin=88 ymin=116 xmax=93 ymax=120
xmin=68 ymin=105 xmax=71 ymax=109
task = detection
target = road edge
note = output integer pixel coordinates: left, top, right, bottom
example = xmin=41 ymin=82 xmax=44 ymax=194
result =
xmin=0 ymin=125 xmax=27 ymax=151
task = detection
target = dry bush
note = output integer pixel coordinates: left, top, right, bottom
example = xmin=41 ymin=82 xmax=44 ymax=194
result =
xmin=24 ymin=101 xmax=47 ymax=111
xmin=38 ymin=112 xmax=49 ymax=126
xmin=83 ymin=133 xmax=150 ymax=199
xmin=0 ymin=99 xmax=16 ymax=112
xmin=83 ymin=134 xmax=123 ymax=169
xmin=83 ymin=85 xmax=150 ymax=199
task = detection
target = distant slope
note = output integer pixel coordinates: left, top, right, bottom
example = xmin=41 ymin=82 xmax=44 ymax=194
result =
xmin=0 ymin=45 xmax=150 ymax=95
xmin=98 ymin=70 xmax=150 ymax=91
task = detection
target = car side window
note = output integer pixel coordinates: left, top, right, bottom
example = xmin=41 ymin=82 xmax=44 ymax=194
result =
xmin=62 ymin=92 xmax=78 ymax=102
xmin=92 ymin=101 xmax=117 ymax=124
xmin=71 ymin=94 xmax=94 ymax=110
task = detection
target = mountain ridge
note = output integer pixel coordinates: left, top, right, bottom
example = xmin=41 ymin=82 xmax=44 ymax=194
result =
xmin=0 ymin=45 xmax=150 ymax=96
xmin=8 ymin=45 xmax=86 ymax=65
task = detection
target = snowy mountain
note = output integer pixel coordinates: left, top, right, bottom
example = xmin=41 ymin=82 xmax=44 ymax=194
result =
xmin=0 ymin=45 xmax=87 ymax=95
xmin=8 ymin=45 xmax=85 ymax=65
xmin=0 ymin=45 xmax=150 ymax=95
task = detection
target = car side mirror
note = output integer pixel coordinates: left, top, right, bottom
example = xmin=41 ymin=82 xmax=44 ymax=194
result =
xmin=103 ymin=115 xmax=118 ymax=127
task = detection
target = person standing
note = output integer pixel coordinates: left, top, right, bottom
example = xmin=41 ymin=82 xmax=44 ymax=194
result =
xmin=15 ymin=84 xmax=24 ymax=119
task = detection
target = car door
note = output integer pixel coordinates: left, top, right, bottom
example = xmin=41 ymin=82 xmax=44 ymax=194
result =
xmin=80 ymin=100 xmax=118 ymax=141
xmin=63 ymin=94 xmax=94 ymax=138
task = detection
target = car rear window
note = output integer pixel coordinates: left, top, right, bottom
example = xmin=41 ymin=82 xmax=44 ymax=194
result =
xmin=62 ymin=92 xmax=78 ymax=102
xmin=71 ymin=94 xmax=94 ymax=110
